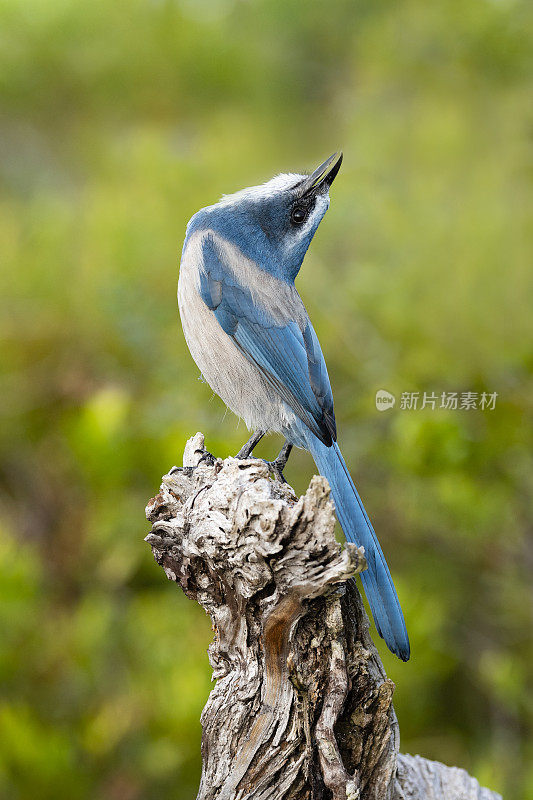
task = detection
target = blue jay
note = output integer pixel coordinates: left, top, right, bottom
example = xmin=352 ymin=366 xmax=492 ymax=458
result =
xmin=178 ymin=154 xmax=410 ymax=661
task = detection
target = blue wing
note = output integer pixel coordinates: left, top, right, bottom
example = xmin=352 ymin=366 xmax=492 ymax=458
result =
xmin=198 ymin=234 xmax=336 ymax=445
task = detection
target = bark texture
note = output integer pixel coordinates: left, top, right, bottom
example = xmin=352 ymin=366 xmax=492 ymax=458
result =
xmin=145 ymin=433 xmax=502 ymax=800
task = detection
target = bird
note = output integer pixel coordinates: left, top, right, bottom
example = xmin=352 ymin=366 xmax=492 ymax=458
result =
xmin=178 ymin=153 xmax=410 ymax=661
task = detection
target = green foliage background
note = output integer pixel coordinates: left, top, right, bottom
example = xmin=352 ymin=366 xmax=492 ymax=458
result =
xmin=0 ymin=0 xmax=532 ymax=797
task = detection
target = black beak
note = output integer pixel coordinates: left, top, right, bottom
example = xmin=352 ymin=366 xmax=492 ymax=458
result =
xmin=297 ymin=152 xmax=343 ymax=198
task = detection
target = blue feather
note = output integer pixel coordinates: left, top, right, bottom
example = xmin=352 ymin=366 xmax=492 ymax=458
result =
xmin=198 ymin=236 xmax=336 ymax=445
xmin=297 ymin=425 xmax=410 ymax=661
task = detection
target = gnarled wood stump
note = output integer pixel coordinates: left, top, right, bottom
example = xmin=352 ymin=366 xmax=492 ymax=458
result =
xmin=145 ymin=433 xmax=501 ymax=800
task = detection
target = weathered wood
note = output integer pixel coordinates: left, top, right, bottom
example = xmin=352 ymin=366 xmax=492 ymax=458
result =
xmin=145 ymin=433 xmax=502 ymax=800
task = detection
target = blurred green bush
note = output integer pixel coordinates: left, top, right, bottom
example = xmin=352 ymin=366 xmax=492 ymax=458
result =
xmin=0 ymin=0 xmax=531 ymax=797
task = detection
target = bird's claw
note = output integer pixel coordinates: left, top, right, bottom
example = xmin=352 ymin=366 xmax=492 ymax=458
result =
xmin=169 ymin=452 xmax=216 ymax=474
xmin=197 ymin=451 xmax=217 ymax=467
xmin=262 ymin=458 xmax=288 ymax=484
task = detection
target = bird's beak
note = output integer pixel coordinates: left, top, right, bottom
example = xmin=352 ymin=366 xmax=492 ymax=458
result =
xmin=297 ymin=152 xmax=343 ymax=198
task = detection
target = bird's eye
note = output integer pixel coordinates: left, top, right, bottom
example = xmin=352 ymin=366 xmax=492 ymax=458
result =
xmin=291 ymin=206 xmax=307 ymax=225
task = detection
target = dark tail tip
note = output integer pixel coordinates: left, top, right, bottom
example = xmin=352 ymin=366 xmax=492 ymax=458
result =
xmin=397 ymin=643 xmax=411 ymax=662
xmin=384 ymin=632 xmax=411 ymax=662
xmin=375 ymin=615 xmax=411 ymax=661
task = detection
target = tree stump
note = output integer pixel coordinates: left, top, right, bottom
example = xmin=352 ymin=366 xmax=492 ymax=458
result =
xmin=145 ymin=433 xmax=502 ymax=800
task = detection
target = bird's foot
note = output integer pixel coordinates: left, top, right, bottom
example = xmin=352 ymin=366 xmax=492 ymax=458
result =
xmin=262 ymin=457 xmax=288 ymax=484
xmin=197 ymin=450 xmax=217 ymax=467
xmin=262 ymin=442 xmax=293 ymax=484
xmin=169 ymin=465 xmax=194 ymax=476
xmin=169 ymin=451 xmax=217 ymax=475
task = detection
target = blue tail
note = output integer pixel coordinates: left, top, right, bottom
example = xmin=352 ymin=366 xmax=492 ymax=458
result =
xmin=304 ymin=433 xmax=410 ymax=661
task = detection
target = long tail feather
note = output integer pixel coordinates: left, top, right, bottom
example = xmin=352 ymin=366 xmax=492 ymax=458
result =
xmin=304 ymin=433 xmax=410 ymax=661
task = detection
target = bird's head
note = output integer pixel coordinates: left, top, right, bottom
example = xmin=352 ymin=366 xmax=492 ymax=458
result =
xmin=187 ymin=153 xmax=342 ymax=282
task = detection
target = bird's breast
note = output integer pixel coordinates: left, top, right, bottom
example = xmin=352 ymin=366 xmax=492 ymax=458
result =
xmin=178 ymin=230 xmax=297 ymax=434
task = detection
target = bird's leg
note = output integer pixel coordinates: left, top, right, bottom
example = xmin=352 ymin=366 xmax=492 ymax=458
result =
xmin=236 ymin=430 xmax=266 ymax=459
xmin=236 ymin=433 xmax=293 ymax=483
xmin=266 ymin=440 xmax=293 ymax=484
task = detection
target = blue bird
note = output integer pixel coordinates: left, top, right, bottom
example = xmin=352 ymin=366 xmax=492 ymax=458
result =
xmin=178 ymin=153 xmax=410 ymax=661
